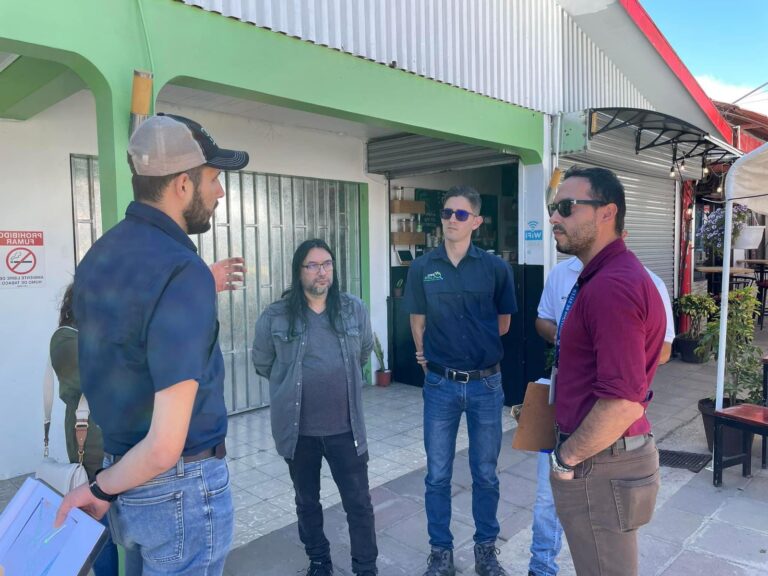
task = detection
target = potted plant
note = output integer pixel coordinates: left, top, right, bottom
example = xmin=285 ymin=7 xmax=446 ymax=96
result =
xmin=695 ymin=287 xmax=763 ymax=454
xmin=393 ymin=278 xmax=404 ymax=298
xmin=673 ymin=293 xmax=718 ymax=363
xmin=699 ymin=203 xmax=753 ymax=258
xmin=373 ymin=332 xmax=392 ymax=386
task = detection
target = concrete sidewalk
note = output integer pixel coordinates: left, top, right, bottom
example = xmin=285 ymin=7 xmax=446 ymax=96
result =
xmin=224 ymin=358 xmax=768 ymax=576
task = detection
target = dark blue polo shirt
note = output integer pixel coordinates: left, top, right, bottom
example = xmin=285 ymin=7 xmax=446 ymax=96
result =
xmin=403 ymin=243 xmax=517 ymax=370
xmin=73 ymin=201 xmax=227 ymax=457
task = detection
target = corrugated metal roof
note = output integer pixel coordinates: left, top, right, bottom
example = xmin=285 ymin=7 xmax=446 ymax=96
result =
xmin=177 ymin=0 xmax=650 ymax=115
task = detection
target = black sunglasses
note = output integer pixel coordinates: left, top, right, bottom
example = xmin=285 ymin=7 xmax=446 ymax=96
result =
xmin=440 ymin=208 xmax=476 ymax=222
xmin=547 ymin=199 xmax=606 ymax=218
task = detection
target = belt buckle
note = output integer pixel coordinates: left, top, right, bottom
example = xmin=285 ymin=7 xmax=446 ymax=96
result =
xmin=449 ymin=368 xmax=470 ymax=384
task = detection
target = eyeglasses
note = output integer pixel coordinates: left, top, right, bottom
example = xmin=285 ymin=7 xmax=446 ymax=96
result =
xmin=440 ymin=208 xmax=476 ymax=222
xmin=547 ymin=199 xmax=606 ymax=218
xmin=302 ymin=260 xmax=334 ymax=273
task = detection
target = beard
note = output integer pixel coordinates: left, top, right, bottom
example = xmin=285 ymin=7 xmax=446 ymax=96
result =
xmin=553 ymin=220 xmax=597 ymax=255
xmin=183 ymin=187 xmax=214 ymax=235
xmin=304 ymin=279 xmax=330 ymax=296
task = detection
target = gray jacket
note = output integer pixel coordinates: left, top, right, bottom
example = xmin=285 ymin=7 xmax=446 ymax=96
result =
xmin=251 ymin=292 xmax=373 ymax=459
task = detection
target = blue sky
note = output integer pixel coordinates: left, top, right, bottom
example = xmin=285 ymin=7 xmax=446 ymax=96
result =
xmin=640 ymin=0 xmax=768 ymax=113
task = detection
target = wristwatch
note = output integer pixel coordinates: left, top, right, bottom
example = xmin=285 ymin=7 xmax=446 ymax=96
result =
xmin=89 ymin=480 xmax=118 ymax=502
xmin=550 ymin=446 xmax=575 ymax=474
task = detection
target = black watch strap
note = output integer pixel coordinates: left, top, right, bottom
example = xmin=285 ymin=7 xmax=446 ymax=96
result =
xmin=89 ymin=480 xmax=118 ymax=502
xmin=554 ymin=445 xmax=575 ymax=471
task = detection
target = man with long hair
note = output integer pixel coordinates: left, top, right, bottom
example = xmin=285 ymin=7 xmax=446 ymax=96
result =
xmin=252 ymin=239 xmax=377 ymax=576
xmin=55 ymin=114 xmax=249 ymax=575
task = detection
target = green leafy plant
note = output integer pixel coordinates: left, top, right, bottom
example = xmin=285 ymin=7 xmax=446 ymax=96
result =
xmin=395 ymin=278 xmax=404 ymax=289
xmin=373 ymin=332 xmax=387 ymax=372
xmin=674 ymin=293 xmax=718 ymax=340
xmin=697 ymin=287 xmax=763 ymax=404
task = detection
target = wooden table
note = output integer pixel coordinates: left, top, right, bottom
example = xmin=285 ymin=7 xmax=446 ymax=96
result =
xmin=738 ymin=259 xmax=768 ymax=282
xmin=695 ymin=267 xmax=754 ymax=295
xmin=695 ymin=266 xmax=753 ymax=275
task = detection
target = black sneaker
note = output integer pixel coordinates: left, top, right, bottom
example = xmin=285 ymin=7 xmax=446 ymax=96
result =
xmin=423 ymin=547 xmax=456 ymax=576
xmin=306 ymin=559 xmax=333 ymax=576
xmin=473 ymin=543 xmax=508 ymax=576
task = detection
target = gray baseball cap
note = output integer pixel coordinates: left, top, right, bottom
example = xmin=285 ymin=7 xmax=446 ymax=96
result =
xmin=128 ymin=113 xmax=249 ymax=176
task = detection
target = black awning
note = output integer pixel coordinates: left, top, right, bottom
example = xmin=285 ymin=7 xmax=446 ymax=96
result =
xmin=590 ymin=108 xmax=741 ymax=165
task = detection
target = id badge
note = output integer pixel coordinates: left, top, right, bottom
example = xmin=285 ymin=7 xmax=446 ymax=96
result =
xmin=549 ymin=366 xmax=557 ymax=405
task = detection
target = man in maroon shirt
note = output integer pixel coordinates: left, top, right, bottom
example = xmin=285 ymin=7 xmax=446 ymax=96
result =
xmin=546 ymin=166 xmax=665 ymax=576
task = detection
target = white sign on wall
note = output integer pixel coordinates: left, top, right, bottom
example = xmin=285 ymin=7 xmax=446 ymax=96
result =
xmin=0 ymin=231 xmax=46 ymax=289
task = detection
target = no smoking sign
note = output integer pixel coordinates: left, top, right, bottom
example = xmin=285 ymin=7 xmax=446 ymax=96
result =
xmin=0 ymin=231 xmax=46 ymax=289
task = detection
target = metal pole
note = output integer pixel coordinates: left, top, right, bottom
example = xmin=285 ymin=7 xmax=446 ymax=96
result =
xmin=715 ymin=175 xmax=735 ymax=411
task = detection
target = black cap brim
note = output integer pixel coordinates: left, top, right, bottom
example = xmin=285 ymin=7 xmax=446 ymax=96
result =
xmin=206 ymin=149 xmax=249 ymax=171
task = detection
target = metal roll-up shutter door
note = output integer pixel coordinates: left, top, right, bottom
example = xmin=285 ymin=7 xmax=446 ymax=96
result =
xmin=367 ymin=134 xmax=518 ymax=178
xmin=558 ymin=113 xmax=680 ymax=296
xmin=558 ymin=157 xmax=675 ymax=297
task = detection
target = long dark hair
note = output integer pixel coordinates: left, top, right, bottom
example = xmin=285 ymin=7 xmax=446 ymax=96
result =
xmin=283 ymin=238 xmax=342 ymax=336
xmin=58 ymin=283 xmax=76 ymax=328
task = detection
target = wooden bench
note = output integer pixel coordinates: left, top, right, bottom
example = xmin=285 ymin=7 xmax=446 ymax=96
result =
xmin=712 ymin=355 xmax=768 ymax=487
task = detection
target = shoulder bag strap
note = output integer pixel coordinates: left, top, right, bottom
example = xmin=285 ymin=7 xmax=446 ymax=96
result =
xmin=74 ymin=394 xmax=90 ymax=464
xmin=43 ymin=359 xmax=54 ymax=457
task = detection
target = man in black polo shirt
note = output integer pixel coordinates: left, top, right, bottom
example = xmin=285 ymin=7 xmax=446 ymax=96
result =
xmin=55 ymin=114 xmax=248 ymax=575
xmin=404 ymin=186 xmax=517 ymax=576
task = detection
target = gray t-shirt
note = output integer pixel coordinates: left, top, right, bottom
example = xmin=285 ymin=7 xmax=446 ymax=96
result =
xmin=299 ymin=309 xmax=351 ymax=436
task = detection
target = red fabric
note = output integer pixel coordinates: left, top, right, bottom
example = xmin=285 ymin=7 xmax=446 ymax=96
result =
xmin=555 ymin=239 xmax=665 ymax=436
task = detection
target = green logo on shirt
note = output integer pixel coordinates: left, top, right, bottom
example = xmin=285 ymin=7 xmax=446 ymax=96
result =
xmin=424 ymin=271 xmax=444 ymax=283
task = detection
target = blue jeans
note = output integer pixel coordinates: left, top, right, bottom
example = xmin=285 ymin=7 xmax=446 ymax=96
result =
xmin=92 ymin=515 xmax=119 ymax=576
xmin=423 ymin=370 xmax=505 ymax=550
xmin=105 ymin=455 xmax=233 ymax=576
xmin=529 ymin=451 xmax=562 ymax=575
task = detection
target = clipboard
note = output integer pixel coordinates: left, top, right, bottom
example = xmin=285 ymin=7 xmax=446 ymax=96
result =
xmin=511 ymin=381 xmax=556 ymax=452
xmin=0 ymin=478 xmax=107 ymax=576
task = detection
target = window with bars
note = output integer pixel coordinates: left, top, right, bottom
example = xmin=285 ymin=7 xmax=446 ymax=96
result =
xmin=69 ymin=156 xmax=363 ymax=413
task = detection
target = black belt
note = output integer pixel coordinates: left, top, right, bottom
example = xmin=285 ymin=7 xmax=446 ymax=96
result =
xmin=427 ymin=362 xmax=500 ymax=384
xmin=558 ymin=433 xmax=650 ymax=454
xmin=109 ymin=442 xmax=227 ymax=464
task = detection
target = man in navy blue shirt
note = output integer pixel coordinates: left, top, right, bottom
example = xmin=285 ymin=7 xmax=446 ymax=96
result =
xmin=404 ymin=186 xmax=517 ymax=576
xmin=55 ymin=114 xmax=248 ymax=575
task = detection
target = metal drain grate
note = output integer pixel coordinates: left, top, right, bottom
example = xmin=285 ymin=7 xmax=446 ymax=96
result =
xmin=658 ymin=450 xmax=711 ymax=473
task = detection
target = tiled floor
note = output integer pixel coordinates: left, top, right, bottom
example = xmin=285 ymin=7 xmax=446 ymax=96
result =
xmin=5 ymin=348 xmax=768 ymax=574
xmin=0 ymin=382 xmax=513 ymax=552
xmin=224 ymin=383 xmax=515 ymax=548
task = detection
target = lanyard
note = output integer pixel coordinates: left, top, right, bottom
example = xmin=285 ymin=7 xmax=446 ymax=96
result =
xmin=554 ymin=281 xmax=580 ymax=368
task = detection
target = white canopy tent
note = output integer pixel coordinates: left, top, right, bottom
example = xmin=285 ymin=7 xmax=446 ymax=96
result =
xmin=717 ymin=142 xmax=768 ymax=410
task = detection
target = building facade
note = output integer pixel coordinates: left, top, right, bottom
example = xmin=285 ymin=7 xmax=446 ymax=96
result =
xmin=0 ymin=0 xmax=750 ymax=478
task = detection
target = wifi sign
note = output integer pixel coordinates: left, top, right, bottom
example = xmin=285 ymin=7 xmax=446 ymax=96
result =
xmin=525 ymin=220 xmax=543 ymax=241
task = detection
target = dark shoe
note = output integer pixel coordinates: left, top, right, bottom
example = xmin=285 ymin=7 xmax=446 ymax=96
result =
xmin=474 ymin=542 xmax=508 ymax=576
xmin=423 ymin=547 xmax=455 ymax=576
xmin=306 ymin=559 xmax=333 ymax=576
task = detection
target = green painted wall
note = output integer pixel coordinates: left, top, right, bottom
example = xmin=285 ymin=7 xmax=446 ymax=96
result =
xmin=0 ymin=0 xmax=543 ymax=231
xmin=0 ymin=57 xmax=84 ymax=119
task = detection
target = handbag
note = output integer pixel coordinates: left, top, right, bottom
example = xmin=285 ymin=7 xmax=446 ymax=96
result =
xmin=35 ymin=358 xmax=90 ymax=494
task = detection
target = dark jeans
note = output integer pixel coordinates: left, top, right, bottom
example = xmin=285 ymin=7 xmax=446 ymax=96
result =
xmin=93 ymin=515 xmax=119 ymax=576
xmin=286 ymin=432 xmax=378 ymax=574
